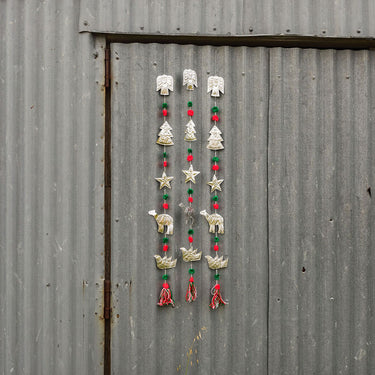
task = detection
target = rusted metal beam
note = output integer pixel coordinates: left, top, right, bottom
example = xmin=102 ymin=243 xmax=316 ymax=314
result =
xmin=104 ymin=43 xmax=112 ymax=375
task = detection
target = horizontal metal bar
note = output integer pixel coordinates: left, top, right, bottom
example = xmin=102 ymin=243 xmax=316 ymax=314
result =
xmin=88 ymin=32 xmax=375 ymax=50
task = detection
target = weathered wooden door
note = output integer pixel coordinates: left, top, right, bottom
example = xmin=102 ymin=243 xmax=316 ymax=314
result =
xmin=110 ymin=43 xmax=374 ymax=374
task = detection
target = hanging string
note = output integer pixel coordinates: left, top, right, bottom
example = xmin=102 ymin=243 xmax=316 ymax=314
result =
xmin=154 ymin=67 xmax=176 ymax=307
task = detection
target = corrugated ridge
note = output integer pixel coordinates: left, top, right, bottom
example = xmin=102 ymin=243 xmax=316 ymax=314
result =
xmin=80 ymin=0 xmax=375 ymax=38
xmin=0 ymin=1 xmax=105 ymax=374
xmin=268 ymin=48 xmax=375 ymax=374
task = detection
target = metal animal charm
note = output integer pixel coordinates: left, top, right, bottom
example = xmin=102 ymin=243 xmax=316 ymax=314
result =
xmin=205 ymin=255 xmax=228 ymax=270
xmin=148 ymin=210 xmax=174 ymax=234
xmin=181 ymin=247 xmax=202 ymax=262
xmin=183 ymin=69 xmax=198 ymax=90
xmin=154 ymin=255 xmax=177 ymax=269
xmin=156 ymin=75 xmax=173 ymax=95
xmin=207 ymin=76 xmax=224 ymax=97
xmin=200 ymin=209 xmax=224 ymax=234
xmin=179 ymin=203 xmax=195 ymax=226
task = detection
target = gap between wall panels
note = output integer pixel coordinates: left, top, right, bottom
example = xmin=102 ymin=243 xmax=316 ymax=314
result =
xmin=104 ymin=42 xmax=112 ymax=375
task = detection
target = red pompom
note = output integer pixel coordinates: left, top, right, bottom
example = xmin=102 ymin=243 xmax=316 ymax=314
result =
xmin=163 ymin=282 xmax=169 ymax=289
xmin=163 ymin=245 xmax=169 ymax=251
xmin=187 ymin=155 xmax=193 ymax=162
xmin=163 ymin=161 xmax=168 ymax=167
xmin=214 ymin=245 xmax=219 ymax=251
xmin=187 ymin=109 xmax=194 ymax=117
xmin=189 ymin=276 xmax=194 ymax=283
xmin=212 ymin=115 xmax=219 ymax=122
xmin=214 ymin=284 xmax=220 ymax=290
xmin=188 ymin=196 xmax=193 ymax=203
xmin=162 ymin=109 xmax=168 ymax=116
xmin=188 ymin=236 xmax=193 ymax=243
xmin=163 ymin=203 xmax=169 ymax=209
xmin=213 ymin=203 xmax=219 ymax=210
xmin=212 ymin=164 xmax=219 ymax=171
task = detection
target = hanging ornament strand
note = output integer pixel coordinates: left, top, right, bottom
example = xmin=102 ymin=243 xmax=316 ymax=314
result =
xmin=202 ymin=75 xmax=228 ymax=309
xmin=180 ymin=69 xmax=201 ymax=303
xmin=149 ymin=74 xmax=176 ymax=307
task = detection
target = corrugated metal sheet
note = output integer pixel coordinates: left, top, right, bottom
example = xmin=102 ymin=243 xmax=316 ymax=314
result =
xmin=0 ymin=1 xmax=105 ymax=374
xmin=80 ymin=0 xmax=375 ymax=39
xmin=110 ymin=43 xmax=269 ymax=374
xmin=2 ymin=2 xmax=375 ymax=373
xmin=268 ymin=48 xmax=375 ymax=374
xmin=110 ymin=43 xmax=375 ymax=374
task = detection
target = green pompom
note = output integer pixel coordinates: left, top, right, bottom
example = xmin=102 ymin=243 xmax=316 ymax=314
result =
xmin=163 ymin=152 xmax=167 ymax=158
xmin=212 ymin=156 xmax=219 ymax=162
xmin=214 ymin=236 xmax=220 ymax=242
xmin=163 ymin=194 xmax=169 ymax=200
xmin=212 ymin=195 xmax=219 ymax=201
xmin=187 ymin=148 xmax=193 ymax=154
xmin=162 ymin=274 xmax=169 ymax=280
xmin=212 ymin=106 xmax=219 ymax=113
xmin=187 ymin=101 xmax=193 ymax=107
xmin=162 ymin=103 xmax=168 ymax=108
xmin=188 ymin=229 xmax=194 ymax=235
xmin=162 ymin=237 xmax=169 ymax=243
xmin=188 ymin=268 xmax=195 ymax=274
xmin=214 ymin=274 xmax=220 ymax=280
xmin=187 ymin=188 xmax=194 ymax=194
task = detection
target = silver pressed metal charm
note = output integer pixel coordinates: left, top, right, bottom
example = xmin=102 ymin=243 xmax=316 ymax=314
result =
xmin=183 ymin=69 xmax=198 ymax=90
xmin=156 ymin=75 xmax=173 ymax=95
xmin=207 ymin=76 xmax=224 ymax=97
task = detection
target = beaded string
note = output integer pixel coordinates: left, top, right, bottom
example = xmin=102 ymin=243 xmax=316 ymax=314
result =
xmin=152 ymin=74 xmax=176 ymax=307
xmin=181 ymin=69 xmax=201 ymax=302
xmin=162 ymin=98 xmax=168 ymax=283
xmin=203 ymin=67 xmax=228 ymax=309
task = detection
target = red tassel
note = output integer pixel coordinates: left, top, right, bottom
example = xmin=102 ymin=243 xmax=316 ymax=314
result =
xmin=209 ymin=284 xmax=227 ymax=310
xmin=185 ymin=276 xmax=197 ymax=303
xmin=157 ymin=283 xmax=175 ymax=307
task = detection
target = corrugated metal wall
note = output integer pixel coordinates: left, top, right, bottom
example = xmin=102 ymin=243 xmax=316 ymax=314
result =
xmin=268 ymin=48 xmax=375 ymax=374
xmin=110 ymin=43 xmax=375 ymax=374
xmin=0 ymin=1 xmax=105 ymax=374
xmin=2 ymin=1 xmax=375 ymax=374
xmin=79 ymin=0 xmax=375 ymax=39
xmin=110 ymin=43 xmax=269 ymax=374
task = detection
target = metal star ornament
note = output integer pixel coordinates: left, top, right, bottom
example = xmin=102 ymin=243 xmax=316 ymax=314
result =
xmin=207 ymin=175 xmax=224 ymax=192
xmin=182 ymin=165 xmax=200 ymax=184
xmin=155 ymin=171 xmax=174 ymax=189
